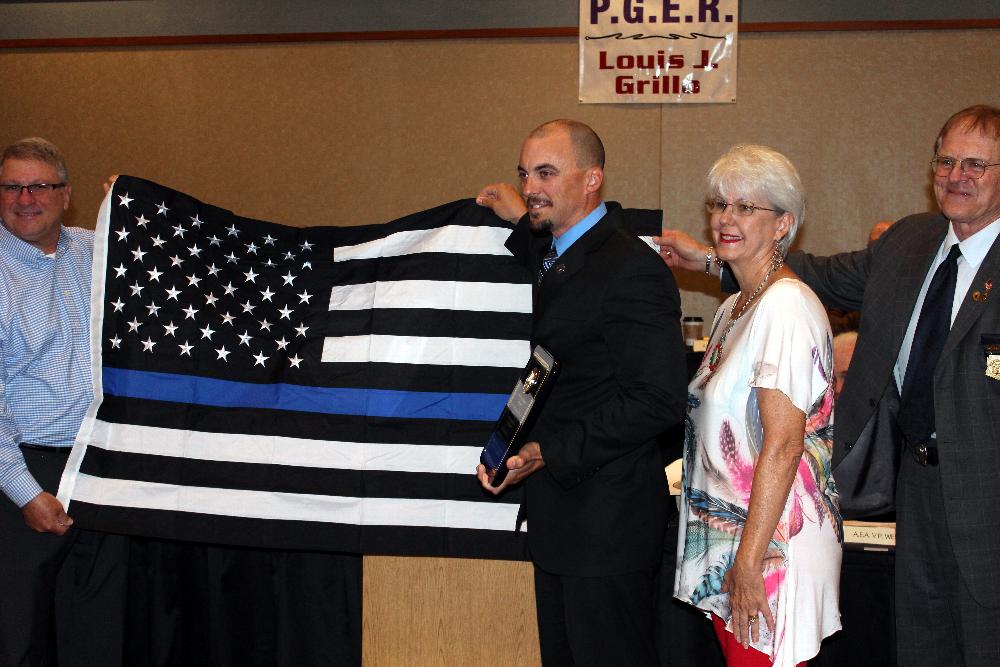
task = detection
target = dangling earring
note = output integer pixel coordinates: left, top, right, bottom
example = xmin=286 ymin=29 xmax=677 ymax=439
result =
xmin=771 ymin=239 xmax=784 ymax=271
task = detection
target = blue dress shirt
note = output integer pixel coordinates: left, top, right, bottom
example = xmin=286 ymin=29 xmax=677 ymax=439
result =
xmin=0 ymin=223 xmax=94 ymax=507
xmin=551 ymin=201 xmax=607 ymax=257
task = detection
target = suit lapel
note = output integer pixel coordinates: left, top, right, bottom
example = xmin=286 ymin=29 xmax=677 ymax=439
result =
xmin=940 ymin=228 xmax=1000 ymax=362
xmin=888 ymin=217 xmax=949 ymax=348
xmin=535 ymin=210 xmax=617 ymax=315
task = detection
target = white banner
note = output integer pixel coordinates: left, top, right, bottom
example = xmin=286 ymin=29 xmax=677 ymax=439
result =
xmin=579 ymin=0 xmax=738 ymax=104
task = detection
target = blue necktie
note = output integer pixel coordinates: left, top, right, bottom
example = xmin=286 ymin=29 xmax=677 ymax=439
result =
xmin=538 ymin=246 xmax=558 ymax=284
xmin=899 ymin=243 xmax=962 ymax=444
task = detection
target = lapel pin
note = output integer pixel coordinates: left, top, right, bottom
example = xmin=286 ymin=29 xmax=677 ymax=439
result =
xmin=974 ymin=280 xmax=992 ymax=302
xmin=555 ymin=263 xmax=566 ymax=275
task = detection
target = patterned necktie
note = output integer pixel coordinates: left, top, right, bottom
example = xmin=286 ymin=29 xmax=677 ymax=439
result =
xmin=898 ymin=243 xmax=962 ymax=444
xmin=538 ymin=246 xmax=558 ymax=284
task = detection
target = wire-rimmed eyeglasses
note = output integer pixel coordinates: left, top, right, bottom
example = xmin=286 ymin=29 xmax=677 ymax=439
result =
xmin=705 ymin=199 xmax=777 ymax=217
xmin=930 ymin=156 xmax=1000 ymax=180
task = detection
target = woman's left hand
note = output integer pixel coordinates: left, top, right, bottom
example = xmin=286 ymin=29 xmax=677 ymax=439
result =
xmin=722 ymin=557 xmax=775 ymax=648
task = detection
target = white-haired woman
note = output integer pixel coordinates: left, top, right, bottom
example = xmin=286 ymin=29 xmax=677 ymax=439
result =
xmin=660 ymin=145 xmax=842 ymax=666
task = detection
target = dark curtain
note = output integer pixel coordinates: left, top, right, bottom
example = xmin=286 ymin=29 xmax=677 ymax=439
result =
xmin=122 ymin=540 xmax=362 ymax=667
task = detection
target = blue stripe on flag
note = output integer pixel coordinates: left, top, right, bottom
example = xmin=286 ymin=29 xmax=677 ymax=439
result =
xmin=102 ymin=368 xmax=507 ymax=422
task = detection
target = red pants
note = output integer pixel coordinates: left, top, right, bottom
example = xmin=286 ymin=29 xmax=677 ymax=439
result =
xmin=712 ymin=614 xmax=807 ymax=667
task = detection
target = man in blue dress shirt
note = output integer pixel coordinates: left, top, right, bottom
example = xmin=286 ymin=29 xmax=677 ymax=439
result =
xmin=0 ymin=138 xmax=124 ymax=666
xmin=476 ymin=121 xmax=687 ymax=666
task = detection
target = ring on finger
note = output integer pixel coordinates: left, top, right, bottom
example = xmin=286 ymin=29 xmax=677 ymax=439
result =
xmin=748 ymin=616 xmax=758 ymax=625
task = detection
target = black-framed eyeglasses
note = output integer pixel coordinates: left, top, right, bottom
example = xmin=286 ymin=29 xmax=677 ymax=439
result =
xmin=705 ymin=198 xmax=777 ymax=217
xmin=0 ymin=182 xmax=67 ymax=198
xmin=930 ymin=156 xmax=1000 ymax=180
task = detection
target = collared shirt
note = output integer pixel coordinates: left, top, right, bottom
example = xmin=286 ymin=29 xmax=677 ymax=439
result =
xmin=894 ymin=218 xmax=1000 ymax=391
xmin=551 ymin=201 xmax=607 ymax=257
xmin=0 ymin=223 xmax=94 ymax=507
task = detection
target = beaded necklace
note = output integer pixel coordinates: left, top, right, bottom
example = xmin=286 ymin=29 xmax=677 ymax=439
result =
xmin=706 ymin=262 xmax=779 ymax=372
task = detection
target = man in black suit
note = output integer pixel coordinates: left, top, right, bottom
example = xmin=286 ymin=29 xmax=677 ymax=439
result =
xmin=658 ymin=105 xmax=1000 ymax=666
xmin=475 ymin=119 xmax=687 ymax=666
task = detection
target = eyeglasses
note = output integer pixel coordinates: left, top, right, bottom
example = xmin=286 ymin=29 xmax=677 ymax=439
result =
xmin=0 ymin=183 xmax=67 ymax=198
xmin=705 ymin=198 xmax=777 ymax=217
xmin=930 ymin=156 xmax=1000 ymax=180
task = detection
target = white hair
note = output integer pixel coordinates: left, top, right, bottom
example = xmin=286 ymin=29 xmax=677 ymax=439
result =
xmin=707 ymin=144 xmax=804 ymax=257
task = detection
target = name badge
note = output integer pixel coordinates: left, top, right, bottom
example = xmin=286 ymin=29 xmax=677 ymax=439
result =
xmin=985 ymin=341 xmax=1000 ymax=381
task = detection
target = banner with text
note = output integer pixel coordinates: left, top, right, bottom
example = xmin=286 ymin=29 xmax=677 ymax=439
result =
xmin=579 ymin=0 xmax=738 ymax=103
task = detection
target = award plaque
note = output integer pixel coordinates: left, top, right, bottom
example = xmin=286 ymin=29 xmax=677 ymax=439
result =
xmin=480 ymin=345 xmax=560 ymax=487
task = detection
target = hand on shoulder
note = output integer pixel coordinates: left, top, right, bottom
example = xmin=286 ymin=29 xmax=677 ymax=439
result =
xmin=652 ymin=230 xmax=712 ymax=273
xmin=476 ymin=183 xmax=527 ymax=224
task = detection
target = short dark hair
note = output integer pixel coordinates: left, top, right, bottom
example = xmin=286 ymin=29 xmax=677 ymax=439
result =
xmin=1 ymin=137 xmax=69 ymax=183
xmin=529 ymin=119 xmax=606 ymax=169
xmin=934 ymin=105 xmax=1000 ymax=154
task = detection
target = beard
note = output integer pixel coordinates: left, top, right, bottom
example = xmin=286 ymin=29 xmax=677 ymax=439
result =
xmin=527 ymin=196 xmax=553 ymax=233
xmin=529 ymin=214 xmax=552 ymax=234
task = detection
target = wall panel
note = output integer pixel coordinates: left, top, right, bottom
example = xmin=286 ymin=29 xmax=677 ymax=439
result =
xmin=1 ymin=28 xmax=997 ymax=665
